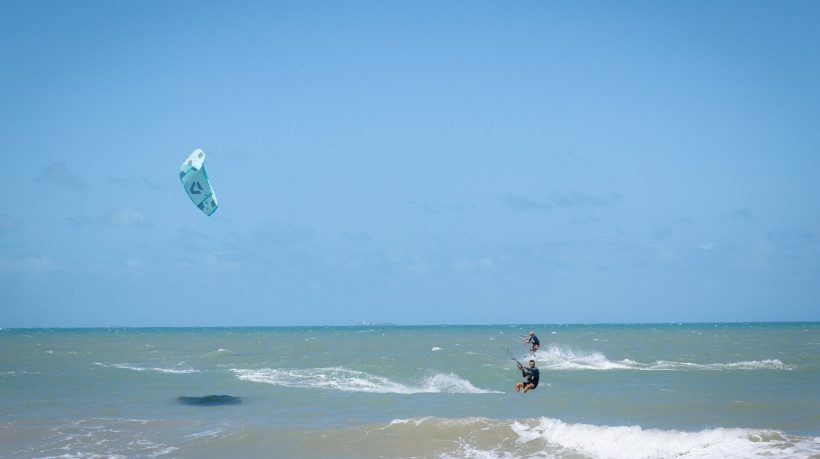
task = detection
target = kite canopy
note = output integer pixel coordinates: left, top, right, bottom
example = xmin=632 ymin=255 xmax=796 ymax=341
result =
xmin=180 ymin=149 xmax=218 ymax=216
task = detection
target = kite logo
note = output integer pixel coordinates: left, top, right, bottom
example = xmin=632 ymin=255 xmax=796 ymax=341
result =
xmin=190 ymin=181 xmax=203 ymax=195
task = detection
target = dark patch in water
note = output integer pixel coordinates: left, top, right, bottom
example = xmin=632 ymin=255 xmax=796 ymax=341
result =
xmin=177 ymin=395 xmax=242 ymax=406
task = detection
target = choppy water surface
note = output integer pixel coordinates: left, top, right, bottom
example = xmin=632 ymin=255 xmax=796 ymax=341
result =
xmin=1 ymin=323 xmax=818 ymax=458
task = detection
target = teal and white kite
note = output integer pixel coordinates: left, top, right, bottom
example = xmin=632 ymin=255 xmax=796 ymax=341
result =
xmin=180 ymin=149 xmax=218 ymax=216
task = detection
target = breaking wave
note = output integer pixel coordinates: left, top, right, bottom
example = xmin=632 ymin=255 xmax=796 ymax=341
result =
xmin=257 ymin=416 xmax=820 ymax=458
xmin=534 ymin=346 xmax=792 ymax=371
xmin=380 ymin=416 xmax=819 ymax=459
xmin=95 ymin=362 xmax=199 ymax=374
xmin=232 ymin=367 xmax=501 ymax=394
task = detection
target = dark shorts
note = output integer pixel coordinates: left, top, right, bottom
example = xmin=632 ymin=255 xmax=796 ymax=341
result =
xmin=528 ymin=380 xmax=539 ymax=389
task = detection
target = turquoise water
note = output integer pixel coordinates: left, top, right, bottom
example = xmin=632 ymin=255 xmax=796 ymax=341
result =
xmin=1 ymin=323 xmax=818 ymax=458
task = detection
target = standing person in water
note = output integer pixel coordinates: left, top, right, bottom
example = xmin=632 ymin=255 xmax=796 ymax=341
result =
xmin=516 ymin=360 xmax=540 ymax=393
xmin=525 ymin=331 xmax=540 ymax=355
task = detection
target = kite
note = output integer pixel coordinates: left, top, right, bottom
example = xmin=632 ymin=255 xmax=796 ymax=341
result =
xmin=180 ymin=149 xmax=218 ymax=216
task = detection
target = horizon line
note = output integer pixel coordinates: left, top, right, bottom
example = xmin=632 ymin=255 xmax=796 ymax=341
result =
xmin=2 ymin=320 xmax=818 ymax=330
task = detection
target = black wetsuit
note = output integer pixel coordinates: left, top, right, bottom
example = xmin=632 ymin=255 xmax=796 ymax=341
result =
xmin=529 ymin=335 xmax=540 ymax=352
xmin=522 ymin=366 xmax=540 ymax=389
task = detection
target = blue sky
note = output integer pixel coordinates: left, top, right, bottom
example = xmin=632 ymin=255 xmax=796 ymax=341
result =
xmin=1 ymin=1 xmax=818 ymax=327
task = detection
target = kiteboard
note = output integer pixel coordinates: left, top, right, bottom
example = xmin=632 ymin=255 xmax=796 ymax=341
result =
xmin=180 ymin=149 xmax=218 ymax=216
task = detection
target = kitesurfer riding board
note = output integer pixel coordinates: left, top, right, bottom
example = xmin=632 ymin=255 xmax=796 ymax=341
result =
xmin=516 ymin=359 xmax=540 ymax=393
xmin=524 ymin=331 xmax=540 ymax=355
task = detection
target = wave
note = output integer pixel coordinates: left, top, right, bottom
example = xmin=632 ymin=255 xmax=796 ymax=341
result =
xmin=508 ymin=417 xmax=811 ymax=459
xmin=44 ymin=350 xmax=89 ymax=356
xmin=644 ymin=359 xmax=791 ymax=371
xmin=232 ymin=367 xmax=501 ymax=394
xmin=535 ymin=347 xmax=631 ymax=370
xmin=374 ymin=416 xmax=820 ymax=459
xmin=95 ymin=362 xmax=199 ymax=374
xmin=534 ymin=346 xmax=793 ymax=371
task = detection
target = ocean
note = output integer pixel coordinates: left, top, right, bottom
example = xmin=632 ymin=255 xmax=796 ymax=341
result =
xmin=1 ymin=323 xmax=818 ymax=458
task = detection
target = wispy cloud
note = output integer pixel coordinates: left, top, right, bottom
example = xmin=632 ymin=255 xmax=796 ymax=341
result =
xmin=497 ymin=193 xmax=552 ymax=212
xmin=498 ymin=191 xmax=623 ymax=212
xmin=766 ymin=228 xmax=814 ymax=251
xmin=341 ymin=230 xmax=371 ymax=242
xmin=37 ymin=162 xmax=87 ymax=191
xmin=203 ymin=251 xmax=240 ymax=271
xmin=67 ymin=215 xmax=97 ymax=227
xmin=549 ymin=191 xmax=622 ymax=208
xmin=104 ymin=206 xmax=152 ymax=228
xmin=0 ymin=256 xmax=57 ymax=272
xmin=722 ymin=207 xmax=755 ymax=222
xmin=653 ymin=227 xmax=675 ymax=240
xmin=0 ymin=214 xmax=20 ymax=232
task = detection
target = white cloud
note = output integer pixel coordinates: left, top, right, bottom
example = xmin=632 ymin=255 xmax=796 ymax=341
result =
xmin=104 ymin=206 xmax=151 ymax=227
xmin=203 ymin=251 xmax=240 ymax=270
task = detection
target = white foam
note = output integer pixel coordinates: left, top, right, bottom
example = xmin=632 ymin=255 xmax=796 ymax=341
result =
xmin=96 ymin=363 xmax=198 ymax=374
xmin=535 ymin=346 xmax=793 ymax=371
xmin=647 ymin=359 xmax=791 ymax=371
xmin=20 ymin=418 xmax=179 ymax=459
xmin=381 ymin=416 xmax=819 ymax=458
xmin=512 ymin=417 xmax=817 ymax=459
xmin=432 ymin=347 xmax=442 ymax=351
xmin=386 ymin=417 xmax=432 ymax=427
xmin=183 ymin=428 xmax=227 ymax=439
xmin=232 ymin=367 xmax=501 ymax=394
xmin=537 ymin=346 xmax=632 ymax=370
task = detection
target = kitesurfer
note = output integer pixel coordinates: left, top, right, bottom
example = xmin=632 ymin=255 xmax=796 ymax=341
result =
xmin=516 ymin=360 xmax=540 ymax=393
xmin=525 ymin=331 xmax=540 ymax=355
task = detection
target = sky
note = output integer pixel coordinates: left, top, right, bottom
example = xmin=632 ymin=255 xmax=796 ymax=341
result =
xmin=1 ymin=1 xmax=819 ymax=327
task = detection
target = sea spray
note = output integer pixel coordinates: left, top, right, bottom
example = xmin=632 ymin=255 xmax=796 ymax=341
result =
xmin=232 ymin=367 xmax=501 ymax=394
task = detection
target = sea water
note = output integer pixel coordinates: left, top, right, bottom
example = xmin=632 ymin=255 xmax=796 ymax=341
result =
xmin=1 ymin=323 xmax=818 ymax=458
